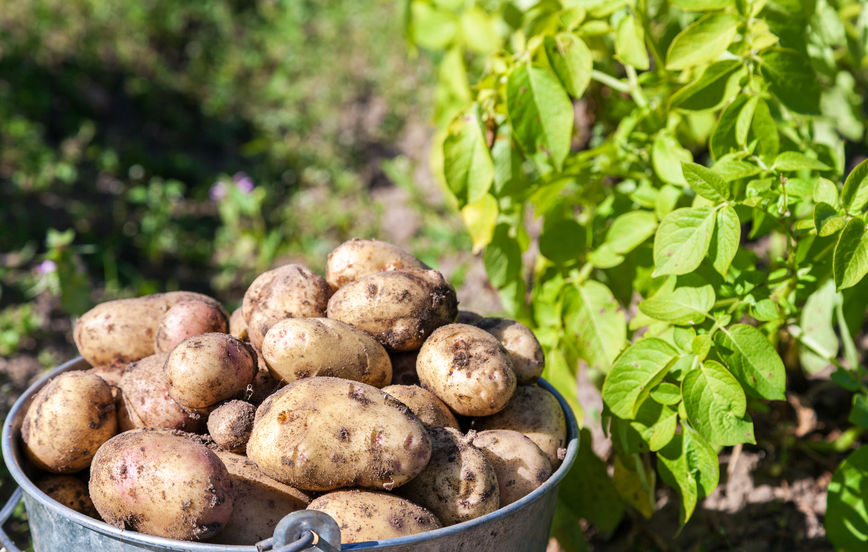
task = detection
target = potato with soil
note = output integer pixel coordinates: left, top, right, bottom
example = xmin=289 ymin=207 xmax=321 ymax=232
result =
xmin=74 ymin=291 xmax=223 ymax=367
xmin=87 ymin=365 xmax=124 ymax=387
xmin=208 ymin=400 xmax=255 ymax=452
xmin=210 ymin=451 xmax=310 ymax=544
xmin=308 ymin=490 xmax=441 ymax=543
xmin=473 ymin=318 xmax=545 ymax=384
xmin=262 ymin=318 xmax=391 ymax=387
xmin=327 ymin=269 xmax=458 ymax=352
xmin=22 ymin=371 xmax=117 ymax=473
xmin=325 ymin=238 xmax=427 ymax=291
xmin=245 ymin=347 xmax=280 ymax=403
xmin=382 ymin=384 xmax=459 ymax=429
xmin=165 ymin=333 xmax=257 ymax=409
xmin=416 ymin=323 xmax=516 ymax=417
xmin=118 ymin=353 xmax=203 ymax=432
xmin=88 ymin=428 xmax=234 ymax=541
xmin=473 ymin=385 xmax=567 ymax=468
xmin=247 ymin=377 xmax=431 ymax=492
xmin=154 ymin=300 xmax=229 ymax=353
xmin=37 ymin=475 xmax=99 ymax=517
xmin=242 ymin=264 xmax=331 ymax=348
xmin=229 ymin=308 xmax=248 ymax=341
xmin=471 ymin=430 xmax=552 ymax=506
xmin=398 ymin=427 xmax=499 ymax=525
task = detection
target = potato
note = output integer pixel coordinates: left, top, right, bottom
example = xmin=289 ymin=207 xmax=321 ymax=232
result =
xmin=154 ymin=300 xmax=229 ymax=353
xmin=88 ymin=428 xmax=234 ymax=541
xmin=247 ymin=377 xmax=431 ymax=492
xmin=245 ymin=347 xmax=280 ymax=403
xmin=262 ymin=318 xmax=391 ymax=387
xmin=228 ymin=307 xmax=248 ymax=341
xmin=242 ymin=264 xmax=331 ymax=348
xmin=416 ymin=323 xmax=516 ymax=417
xmin=208 ymin=400 xmax=255 ymax=452
xmin=22 ymin=371 xmax=117 ymax=473
xmin=471 ymin=430 xmax=552 ymax=506
xmin=118 ymin=353 xmax=203 ymax=432
xmin=389 ymin=351 xmax=419 ymax=386
xmin=474 ymin=318 xmax=545 ymax=384
xmin=211 ymin=451 xmax=310 ymax=544
xmin=455 ymin=310 xmax=483 ymax=324
xmin=308 ymin=490 xmax=441 ymax=543
xmin=74 ymin=291 xmax=223 ymax=367
xmin=325 ymin=238 xmax=427 ymax=291
xmin=398 ymin=427 xmax=499 ymax=525
xmin=87 ymin=365 xmax=124 ymax=387
xmin=165 ymin=333 xmax=257 ymax=409
xmin=37 ymin=475 xmax=99 ymax=517
xmin=327 ymin=269 xmax=458 ymax=352
xmin=382 ymin=385 xmax=459 ymax=429
xmin=473 ymin=385 xmax=567 ymax=468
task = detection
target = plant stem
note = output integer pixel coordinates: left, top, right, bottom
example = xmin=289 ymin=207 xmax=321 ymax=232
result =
xmin=625 ymin=66 xmax=648 ymax=107
xmin=591 ymin=70 xmax=631 ymax=93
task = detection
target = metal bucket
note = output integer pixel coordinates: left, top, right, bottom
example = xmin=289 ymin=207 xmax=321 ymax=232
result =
xmin=2 ymin=357 xmax=579 ymax=552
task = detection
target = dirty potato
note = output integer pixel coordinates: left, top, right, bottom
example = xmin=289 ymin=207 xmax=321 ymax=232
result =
xmin=308 ymin=490 xmax=441 ymax=543
xmin=118 ymin=353 xmax=203 ymax=432
xmin=471 ymin=430 xmax=552 ymax=506
xmin=88 ymin=428 xmax=234 ymax=541
xmin=154 ymin=300 xmax=229 ymax=353
xmin=416 ymin=324 xmax=516 ymax=417
xmin=262 ymin=318 xmax=391 ymax=387
xmin=473 ymin=318 xmax=545 ymax=384
xmin=22 ymin=371 xmax=117 ymax=473
xmin=247 ymin=377 xmax=431 ymax=492
xmin=208 ymin=400 xmax=256 ymax=452
xmin=228 ymin=308 xmax=248 ymax=341
xmin=325 ymin=238 xmax=427 ymax=291
xmin=36 ymin=475 xmax=99 ymax=517
xmin=398 ymin=427 xmax=499 ymax=525
xmin=382 ymin=385 xmax=459 ymax=429
xmin=326 ymin=269 xmax=458 ymax=352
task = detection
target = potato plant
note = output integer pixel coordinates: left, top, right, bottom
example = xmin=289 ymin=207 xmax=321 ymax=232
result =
xmin=408 ymin=0 xmax=868 ymax=544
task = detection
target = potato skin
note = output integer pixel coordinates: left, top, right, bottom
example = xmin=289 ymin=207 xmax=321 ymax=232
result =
xmin=382 ymin=385 xmax=459 ymax=429
xmin=208 ymin=400 xmax=255 ymax=452
xmin=262 ymin=318 xmax=392 ymax=387
xmin=228 ymin=307 xmax=248 ymax=341
xmin=471 ymin=430 xmax=552 ymax=506
xmin=88 ymin=428 xmax=234 ymax=541
xmin=210 ymin=451 xmax=310 ymax=544
xmin=247 ymin=377 xmax=431 ymax=492
xmin=473 ymin=318 xmax=545 ymax=384
xmin=37 ymin=475 xmax=99 ymax=517
xmin=87 ymin=365 xmax=124 ymax=387
xmin=398 ymin=427 xmax=499 ymax=526
xmin=22 ymin=371 xmax=117 ymax=473
xmin=118 ymin=353 xmax=203 ymax=432
xmin=327 ymin=269 xmax=458 ymax=352
xmin=165 ymin=333 xmax=257 ymax=409
xmin=154 ymin=300 xmax=229 ymax=353
xmin=74 ymin=292 xmax=223 ymax=367
xmin=473 ymin=385 xmax=567 ymax=468
xmin=308 ymin=490 xmax=441 ymax=543
xmin=416 ymin=324 xmax=516 ymax=417
xmin=326 ymin=238 xmax=427 ymax=291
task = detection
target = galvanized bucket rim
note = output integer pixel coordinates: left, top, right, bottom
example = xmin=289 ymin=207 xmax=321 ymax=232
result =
xmin=2 ymin=357 xmax=580 ymax=550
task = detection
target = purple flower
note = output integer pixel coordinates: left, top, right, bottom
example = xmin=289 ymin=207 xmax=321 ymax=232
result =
xmin=210 ymin=181 xmax=227 ymax=201
xmin=233 ymin=172 xmax=254 ymax=194
xmin=37 ymin=260 xmax=57 ymax=275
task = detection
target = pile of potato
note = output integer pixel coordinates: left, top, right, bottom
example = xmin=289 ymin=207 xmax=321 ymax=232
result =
xmin=20 ymin=239 xmax=568 ymax=545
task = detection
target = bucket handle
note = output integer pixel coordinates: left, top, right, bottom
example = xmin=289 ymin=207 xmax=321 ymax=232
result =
xmin=0 ymin=487 xmax=23 ymax=552
xmin=257 ymin=510 xmax=342 ymax=552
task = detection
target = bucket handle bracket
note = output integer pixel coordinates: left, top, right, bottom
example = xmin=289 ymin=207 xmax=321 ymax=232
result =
xmin=256 ymin=510 xmax=342 ymax=552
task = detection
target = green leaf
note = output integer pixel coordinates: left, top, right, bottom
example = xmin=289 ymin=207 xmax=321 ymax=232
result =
xmin=710 ymin=205 xmax=740 ymax=276
xmin=710 ymin=95 xmax=750 ymax=160
xmin=461 ymin=194 xmax=498 ymax=253
xmin=651 ymin=382 xmax=682 ymax=405
xmin=443 ymin=104 xmax=494 ymax=206
xmin=459 ymin=7 xmax=499 ymax=54
xmin=799 ymin=279 xmax=839 ymax=374
xmin=814 ymin=202 xmax=845 ymax=237
xmin=682 ymin=162 xmax=729 ymax=201
xmin=750 ymin=97 xmax=779 ymax=160
xmin=483 ymin=224 xmax=522 ymax=288
xmin=752 ymin=298 xmax=779 ymax=322
xmin=682 ymin=360 xmax=756 ymax=446
xmin=670 ymin=60 xmax=744 ymax=112
xmin=735 ymin=96 xmax=758 ymax=147
xmin=613 ymin=454 xmax=656 ymax=517
xmin=544 ymin=33 xmax=593 ymax=99
xmin=410 ymin=1 xmax=458 ymax=49
xmin=602 ymin=338 xmax=679 ymax=418
xmin=841 ymin=159 xmax=868 ymax=214
xmin=849 ymin=394 xmax=868 ymax=429
xmin=563 ymin=281 xmax=627 ymax=372
xmin=666 ymin=13 xmax=740 ymax=71
xmin=826 ymin=445 xmax=868 ymax=550
xmin=605 ymin=211 xmax=658 ymax=254
xmin=657 ymin=427 xmax=719 ymax=525
xmin=507 ymin=65 xmax=574 ymax=171
xmin=815 ymin=177 xmax=839 ymax=207
xmin=834 ymin=218 xmax=868 ymax=290
xmin=653 ymin=135 xmax=693 ymax=185
xmin=759 ymin=48 xmax=821 ymax=114
xmin=653 ymin=207 xmax=716 ymax=276
xmin=639 ymin=275 xmax=715 ymax=325
xmin=615 ymin=14 xmax=649 ymax=69
xmin=713 ymin=324 xmax=786 ymax=400
xmin=772 ymin=151 xmax=831 ymax=172
xmin=711 ymin=159 xmax=762 ymax=181
xmin=540 ymin=218 xmax=586 ymax=264
xmin=671 ymin=0 xmax=734 ymax=9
